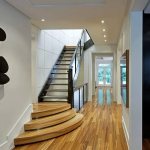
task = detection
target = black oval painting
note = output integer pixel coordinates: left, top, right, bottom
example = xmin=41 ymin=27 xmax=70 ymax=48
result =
xmin=0 ymin=56 xmax=9 ymax=73
xmin=0 ymin=73 xmax=10 ymax=84
xmin=0 ymin=28 xmax=6 ymax=41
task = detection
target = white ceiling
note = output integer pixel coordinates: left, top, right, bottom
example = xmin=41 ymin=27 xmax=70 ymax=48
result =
xmin=6 ymin=0 xmax=130 ymax=45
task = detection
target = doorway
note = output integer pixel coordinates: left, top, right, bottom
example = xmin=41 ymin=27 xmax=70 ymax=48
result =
xmin=98 ymin=64 xmax=112 ymax=86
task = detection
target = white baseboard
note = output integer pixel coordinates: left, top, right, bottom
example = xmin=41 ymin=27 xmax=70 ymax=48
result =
xmin=0 ymin=104 xmax=32 ymax=150
xmin=122 ymin=116 xmax=129 ymax=149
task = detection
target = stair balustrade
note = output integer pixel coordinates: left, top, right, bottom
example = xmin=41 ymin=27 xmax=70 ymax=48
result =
xmin=38 ymin=29 xmax=94 ymax=109
xmin=68 ymin=29 xmax=92 ymax=109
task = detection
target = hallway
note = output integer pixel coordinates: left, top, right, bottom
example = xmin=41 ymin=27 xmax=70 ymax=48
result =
xmin=14 ymin=88 xmax=128 ymax=150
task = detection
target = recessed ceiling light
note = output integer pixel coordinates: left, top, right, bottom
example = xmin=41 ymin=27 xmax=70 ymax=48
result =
xmin=41 ymin=19 xmax=45 ymax=22
xmin=102 ymin=29 xmax=106 ymax=32
xmin=104 ymin=35 xmax=107 ymax=38
xmin=101 ymin=20 xmax=105 ymax=24
xmin=105 ymin=40 xmax=107 ymax=42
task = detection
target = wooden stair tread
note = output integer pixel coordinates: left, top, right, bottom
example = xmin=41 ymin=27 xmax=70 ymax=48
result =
xmin=58 ymin=59 xmax=71 ymax=61
xmin=49 ymin=83 xmax=68 ymax=85
xmin=62 ymin=56 xmax=72 ymax=58
xmin=53 ymin=68 xmax=69 ymax=70
xmin=14 ymin=114 xmax=83 ymax=145
xmin=43 ymin=99 xmax=68 ymax=102
xmin=62 ymin=53 xmax=74 ymax=54
xmin=56 ymin=64 xmax=70 ymax=65
xmin=46 ymin=89 xmax=68 ymax=92
xmin=51 ymin=73 xmax=68 ymax=74
xmin=43 ymin=95 xmax=68 ymax=98
xmin=33 ymin=102 xmax=69 ymax=112
xmin=25 ymin=109 xmax=76 ymax=131
xmin=64 ymin=49 xmax=75 ymax=52
xmin=32 ymin=103 xmax=71 ymax=118
xmin=51 ymin=78 xmax=68 ymax=80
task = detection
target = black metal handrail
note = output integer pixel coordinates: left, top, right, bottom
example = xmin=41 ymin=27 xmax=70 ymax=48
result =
xmin=68 ymin=29 xmax=90 ymax=109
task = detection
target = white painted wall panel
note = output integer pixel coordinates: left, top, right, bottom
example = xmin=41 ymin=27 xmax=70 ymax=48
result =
xmin=32 ymin=27 xmax=82 ymax=102
xmin=0 ymin=0 xmax=31 ymax=149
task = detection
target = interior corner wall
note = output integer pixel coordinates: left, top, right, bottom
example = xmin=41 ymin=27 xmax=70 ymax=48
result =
xmin=0 ymin=0 xmax=31 ymax=149
xmin=31 ymin=27 xmax=82 ymax=102
xmin=117 ymin=9 xmax=143 ymax=149
xmin=129 ymin=11 xmax=143 ymax=150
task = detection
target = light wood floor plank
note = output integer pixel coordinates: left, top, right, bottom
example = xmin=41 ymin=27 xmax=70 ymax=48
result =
xmin=14 ymin=89 xmax=128 ymax=150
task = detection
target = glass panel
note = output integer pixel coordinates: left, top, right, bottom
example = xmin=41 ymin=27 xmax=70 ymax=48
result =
xmin=80 ymin=87 xmax=83 ymax=108
xmin=98 ymin=88 xmax=103 ymax=105
xmin=121 ymin=67 xmax=126 ymax=85
xmin=121 ymin=87 xmax=126 ymax=105
xmin=98 ymin=67 xmax=104 ymax=85
xmin=76 ymin=47 xmax=80 ymax=68
xmin=106 ymin=88 xmax=111 ymax=105
xmin=72 ymin=59 xmax=75 ymax=77
xmin=74 ymin=90 xmax=79 ymax=111
xmin=84 ymin=85 xmax=87 ymax=103
xmin=105 ymin=67 xmax=111 ymax=85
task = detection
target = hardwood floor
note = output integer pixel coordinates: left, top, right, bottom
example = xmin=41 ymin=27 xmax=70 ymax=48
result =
xmin=14 ymin=89 xmax=128 ymax=150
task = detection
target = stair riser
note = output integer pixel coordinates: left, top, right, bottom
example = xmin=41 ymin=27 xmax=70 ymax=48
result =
xmin=61 ymin=54 xmax=73 ymax=57
xmin=25 ymin=111 xmax=76 ymax=131
xmin=55 ymin=63 xmax=69 ymax=65
xmin=14 ymin=118 xmax=83 ymax=146
xmin=61 ymin=56 xmax=72 ymax=59
xmin=46 ymin=90 xmax=68 ymax=92
xmin=46 ymin=92 xmax=68 ymax=96
xmin=62 ymin=53 xmax=74 ymax=55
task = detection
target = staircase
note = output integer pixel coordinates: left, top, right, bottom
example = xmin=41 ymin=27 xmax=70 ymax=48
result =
xmin=39 ymin=46 xmax=75 ymax=102
xmin=14 ymin=102 xmax=83 ymax=146
xmin=14 ymin=30 xmax=94 ymax=147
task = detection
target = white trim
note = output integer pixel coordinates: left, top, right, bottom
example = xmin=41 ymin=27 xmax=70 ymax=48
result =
xmin=0 ymin=104 xmax=32 ymax=150
xmin=122 ymin=116 xmax=129 ymax=149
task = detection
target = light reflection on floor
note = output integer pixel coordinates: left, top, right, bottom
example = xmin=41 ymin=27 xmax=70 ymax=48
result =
xmin=97 ymin=87 xmax=112 ymax=105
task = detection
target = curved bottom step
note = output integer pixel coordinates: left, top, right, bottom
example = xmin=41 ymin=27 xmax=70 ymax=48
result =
xmin=14 ymin=114 xmax=83 ymax=146
xmin=24 ymin=109 xmax=76 ymax=131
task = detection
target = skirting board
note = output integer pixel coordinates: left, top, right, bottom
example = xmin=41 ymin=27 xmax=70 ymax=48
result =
xmin=0 ymin=104 xmax=32 ymax=150
xmin=122 ymin=116 xmax=129 ymax=149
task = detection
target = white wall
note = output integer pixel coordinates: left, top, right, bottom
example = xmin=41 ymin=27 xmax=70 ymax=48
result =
xmin=84 ymin=45 xmax=117 ymax=101
xmin=32 ymin=27 xmax=82 ymax=102
xmin=0 ymin=1 xmax=31 ymax=149
xmin=129 ymin=11 xmax=142 ymax=150
xmin=117 ymin=8 xmax=143 ymax=150
xmin=116 ymin=13 xmax=130 ymax=147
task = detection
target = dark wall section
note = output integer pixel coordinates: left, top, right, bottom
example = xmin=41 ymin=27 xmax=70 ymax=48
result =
xmin=143 ymin=13 xmax=150 ymax=138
